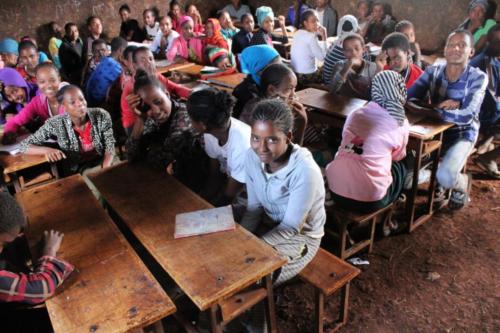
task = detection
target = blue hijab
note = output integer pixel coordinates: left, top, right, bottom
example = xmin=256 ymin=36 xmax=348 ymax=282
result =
xmin=240 ymin=45 xmax=279 ymax=85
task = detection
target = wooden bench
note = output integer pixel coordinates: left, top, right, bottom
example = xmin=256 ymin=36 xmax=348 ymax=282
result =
xmin=299 ymin=248 xmax=361 ymax=333
xmin=326 ymin=203 xmax=394 ymax=259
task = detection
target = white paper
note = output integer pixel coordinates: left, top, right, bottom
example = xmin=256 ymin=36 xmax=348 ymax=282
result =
xmin=174 ymin=205 xmax=235 ymax=238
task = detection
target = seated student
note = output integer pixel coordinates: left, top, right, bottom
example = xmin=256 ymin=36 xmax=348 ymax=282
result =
xmin=143 ymin=8 xmax=160 ymax=42
xmin=167 ymin=16 xmax=205 ymax=64
xmin=3 ymin=63 xmax=65 ymax=144
xmin=395 ymin=20 xmax=422 ymax=68
xmin=233 ymin=45 xmax=281 ymax=118
xmin=186 ymin=4 xmax=205 ymax=34
xmin=47 ymin=22 xmax=63 ymax=69
xmin=169 ymin=0 xmax=184 ymax=32
xmin=0 ymin=68 xmax=38 ymax=122
xmin=326 ymin=71 xmax=409 ymax=220
xmin=0 ymin=192 xmax=73 ymax=304
xmin=17 ymin=40 xmax=47 ymax=84
xmin=125 ymin=70 xmax=206 ymax=189
xmin=231 ymin=13 xmax=254 ymax=55
xmin=408 ymin=29 xmax=488 ymax=209
xmin=20 ymin=37 xmax=50 ymax=64
xmin=205 ymin=18 xmax=230 ymax=50
xmin=240 ymin=98 xmax=325 ymax=287
xmin=223 ymin=0 xmax=251 ymax=22
xmin=287 ymin=0 xmax=310 ymax=29
xmin=219 ymin=10 xmax=240 ymax=41
xmin=86 ymin=37 xmax=127 ymax=107
xmin=240 ymin=63 xmax=308 ymax=144
xmin=83 ymin=16 xmax=105 ymax=61
xmin=361 ymin=1 xmax=395 ymax=45
xmin=375 ymin=32 xmax=423 ymax=88
xmin=150 ymin=16 xmax=180 ymax=58
xmin=123 ymin=46 xmax=191 ymax=132
xmin=187 ymin=88 xmax=251 ymax=205
xmin=315 ymin=0 xmax=338 ymax=37
xmin=470 ymin=23 xmax=500 ymax=179
xmin=355 ymin=0 xmax=371 ymax=32
xmin=59 ymin=23 xmax=84 ymax=85
xmin=0 ymin=38 xmax=19 ymax=68
xmin=119 ymin=4 xmax=143 ymax=42
xmin=249 ymin=7 xmax=289 ymax=48
xmin=459 ymin=0 xmax=496 ymax=53
xmin=20 ymin=84 xmax=115 ymax=176
xmin=121 ymin=45 xmax=138 ymax=88
xmin=81 ymin=39 xmax=110 ymax=87
xmin=291 ymin=9 xmax=328 ymax=85
xmin=327 ymin=33 xmax=379 ymax=99
xmin=203 ymin=47 xmax=237 ymax=78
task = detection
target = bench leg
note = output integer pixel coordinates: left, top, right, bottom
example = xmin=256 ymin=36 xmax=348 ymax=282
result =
xmin=263 ymin=274 xmax=278 ymax=333
xmin=315 ymin=289 xmax=325 ymax=333
xmin=368 ymin=217 xmax=377 ymax=253
xmin=339 ymin=224 xmax=348 ymax=260
xmin=208 ymin=305 xmax=223 ymax=333
xmin=339 ymin=282 xmax=350 ymax=325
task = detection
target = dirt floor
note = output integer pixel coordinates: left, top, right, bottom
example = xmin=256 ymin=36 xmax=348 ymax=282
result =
xmin=277 ymin=164 xmax=499 ymax=333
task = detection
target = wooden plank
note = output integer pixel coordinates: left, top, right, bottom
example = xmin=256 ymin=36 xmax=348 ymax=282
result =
xmin=0 ymin=153 xmax=49 ymax=174
xmin=207 ymin=73 xmax=247 ymax=89
xmin=156 ymin=61 xmax=196 ymax=74
xmin=88 ymin=163 xmax=286 ymax=311
xmin=16 ymin=175 xmax=175 ymax=333
xmin=173 ymin=64 xmax=205 ymax=77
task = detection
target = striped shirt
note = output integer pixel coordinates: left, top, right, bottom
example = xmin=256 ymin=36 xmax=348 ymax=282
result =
xmin=323 ymin=44 xmax=371 ymax=85
xmin=408 ymin=64 xmax=488 ymax=143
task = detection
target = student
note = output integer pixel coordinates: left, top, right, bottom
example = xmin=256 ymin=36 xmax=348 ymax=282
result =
xmin=20 ymin=84 xmax=115 ymax=175
xmin=0 ymin=38 xmax=19 ymax=68
xmin=121 ymin=45 xmax=138 ymax=88
xmin=186 ymin=4 xmax=205 ymax=34
xmin=81 ymin=39 xmax=110 ymax=87
xmin=408 ymin=29 xmax=488 ymax=209
xmin=459 ymin=0 xmax=496 ymax=52
xmin=376 ymin=32 xmax=423 ymax=88
xmin=187 ymin=88 xmax=251 ymax=205
xmin=232 ymin=13 xmax=254 ymax=55
xmin=83 ymin=16 xmax=104 ymax=61
xmin=17 ymin=40 xmax=45 ymax=84
xmin=150 ymin=16 xmax=180 ymax=58
xmin=326 ymin=70 xmax=409 ymax=221
xmin=143 ymin=8 xmax=160 ymax=42
xmin=20 ymin=37 xmax=50 ymax=64
xmin=290 ymin=9 xmax=328 ymax=85
xmin=355 ymin=0 xmax=371 ymax=32
xmin=395 ymin=20 xmax=422 ymax=68
xmin=361 ymin=1 xmax=395 ymax=45
xmin=204 ymin=47 xmax=237 ymax=75
xmin=125 ymin=70 xmax=206 ymax=189
xmin=327 ymin=33 xmax=379 ymax=99
xmin=205 ymin=18 xmax=230 ymax=50
xmin=169 ymin=0 xmax=183 ymax=32
xmin=119 ymin=4 xmax=144 ymax=42
xmin=47 ymin=22 xmax=63 ymax=69
xmin=219 ymin=10 xmax=240 ymax=41
xmin=167 ymin=16 xmax=205 ymax=64
xmin=0 ymin=68 xmax=38 ymax=121
xmin=249 ymin=6 xmax=289 ymax=47
xmin=123 ymin=46 xmax=191 ymax=132
xmin=59 ymin=22 xmax=84 ymax=85
xmin=240 ymin=63 xmax=308 ymax=145
xmin=0 ymin=192 xmax=73 ymax=304
xmin=233 ymin=45 xmax=281 ymax=118
xmin=3 ymin=63 xmax=65 ymax=144
xmin=315 ymin=0 xmax=338 ymax=37
xmin=222 ymin=0 xmax=251 ymax=22
xmin=240 ymin=98 xmax=325 ymax=287
xmin=86 ymin=37 xmax=127 ymax=107
xmin=287 ymin=0 xmax=311 ymax=29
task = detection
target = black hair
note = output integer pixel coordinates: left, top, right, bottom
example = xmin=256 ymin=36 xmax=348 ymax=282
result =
xmin=132 ymin=46 xmax=151 ymax=63
xmin=341 ymin=20 xmax=354 ymax=33
xmin=187 ymin=87 xmax=234 ymax=129
xmin=261 ymin=63 xmax=294 ymax=93
xmin=185 ymin=3 xmax=196 ymax=13
xmin=86 ymin=15 xmax=100 ymax=27
xmin=18 ymin=40 xmax=38 ymax=54
xmin=91 ymin=38 xmax=107 ymax=51
xmin=169 ymin=0 xmax=180 ymax=11
xmin=488 ymin=23 xmax=500 ymax=37
xmin=218 ymin=10 xmax=230 ymax=20
xmin=447 ymin=29 xmax=474 ymax=48
xmin=372 ymin=1 xmax=385 ymax=11
xmin=119 ymin=4 xmax=131 ymax=13
xmin=158 ymin=15 xmax=172 ymax=24
xmin=381 ymin=32 xmax=410 ymax=52
xmin=300 ymin=9 xmax=318 ymax=29
xmin=64 ymin=22 xmax=77 ymax=35
xmin=35 ymin=62 xmax=59 ymax=75
xmin=133 ymin=69 xmax=162 ymax=94
xmin=143 ymin=7 xmax=160 ymax=19
xmin=251 ymin=99 xmax=294 ymax=134
xmin=110 ymin=37 xmax=127 ymax=53
xmin=56 ymin=84 xmax=81 ymax=104
xmin=240 ymin=13 xmax=253 ymax=22
xmin=395 ymin=20 xmax=414 ymax=33
xmin=342 ymin=32 xmax=365 ymax=48
xmin=0 ymin=192 xmax=27 ymax=234
xmin=123 ymin=45 xmax=138 ymax=59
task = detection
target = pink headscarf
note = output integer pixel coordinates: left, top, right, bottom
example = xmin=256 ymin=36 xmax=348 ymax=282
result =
xmin=168 ymin=15 xmax=204 ymax=63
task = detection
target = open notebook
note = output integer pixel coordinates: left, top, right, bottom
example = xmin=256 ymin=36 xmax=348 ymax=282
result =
xmin=174 ymin=205 xmax=236 ymax=239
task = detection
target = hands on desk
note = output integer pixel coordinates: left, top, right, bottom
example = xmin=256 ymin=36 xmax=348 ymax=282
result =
xmin=43 ymin=230 xmax=64 ymax=257
xmin=45 ymin=148 xmax=66 ymax=163
xmin=437 ymin=99 xmax=460 ymax=110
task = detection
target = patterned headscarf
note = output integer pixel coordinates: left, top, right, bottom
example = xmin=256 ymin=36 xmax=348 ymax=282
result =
xmin=468 ymin=0 xmax=490 ymax=13
xmin=256 ymin=6 xmax=275 ymax=27
xmin=206 ymin=47 xmax=235 ymax=68
xmin=371 ymin=70 xmax=407 ymax=126
xmin=206 ymin=18 xmax=229 ymax=50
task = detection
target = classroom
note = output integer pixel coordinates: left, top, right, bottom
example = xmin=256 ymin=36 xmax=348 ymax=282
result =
xmin=0 ymin=0 xmax=498 ymax=332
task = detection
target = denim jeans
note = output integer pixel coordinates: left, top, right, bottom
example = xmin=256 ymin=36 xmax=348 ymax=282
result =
xmin=437 ymin=139 xmax=475 ymax=192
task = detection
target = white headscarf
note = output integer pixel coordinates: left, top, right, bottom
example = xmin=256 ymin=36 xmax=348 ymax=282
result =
xmin=336 ymin=15 xmax=360 ymax=46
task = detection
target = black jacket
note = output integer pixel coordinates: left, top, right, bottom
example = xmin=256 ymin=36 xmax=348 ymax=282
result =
xmin=59 ymin=37 xmax=84 ymax=85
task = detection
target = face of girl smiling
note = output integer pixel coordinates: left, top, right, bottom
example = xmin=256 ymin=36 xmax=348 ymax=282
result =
xmin=4 ymin=86 xmax=27 ymax=104
xmin=251 ymin=120 xmax=291 ymax=165
xmin=36 ymin=66 xmax=60 ymax=100
xmin=138 ymin=85 xmax=172 ymax=124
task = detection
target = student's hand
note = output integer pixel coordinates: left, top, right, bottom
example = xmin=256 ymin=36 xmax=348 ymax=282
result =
xmin=45 ymin=148 xmax=66 ymax=163
xmin=277 ymin=15 xmax=286 ymax=27
xmin=126 ymin=93 xmax=142 ymax=116
xmin=289 ymin=99 xmax=308 ymax=123
xmin=375 ymin=51 xmax=388 ymax=70
xmin=438 ymin=99 xmax=460 ymax=110
xmin=42 ymin=230 xmax=64 ymax=257
xmin=317 ymin=25 xmax=327 ymax=40
xmin=348 ymin=57 xmax=363 ymax=69
xmin=170 ymin=71 xmax=182 ymax=83
xmin=1 ymin=132 xmax=17 ymax=145
xmin=166 ymin=161 xmax=175 ymax=175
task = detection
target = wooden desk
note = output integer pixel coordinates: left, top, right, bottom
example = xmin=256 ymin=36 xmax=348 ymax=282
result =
xmin=207 ymin=73 xmax=246 ymax=90
xmin=89 ymin=163 xmax=286 ymax=333
xmin=16 ymin=175 xmax=176 ymax=333
xmin=173 ymin=64 xmax=205 ymax=77
xmin=0 ymin=153 xmax=58 ymax=192
xmin=156 ymin=60 xmax=197 ymax=75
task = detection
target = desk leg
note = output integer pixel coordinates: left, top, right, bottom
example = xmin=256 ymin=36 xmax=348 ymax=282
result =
xmin=406 ymin=138 xmax=423 ymax=232
xmin=11 ymin=173 xmax=22 ymax=193
xmin=264 ymin=274 xmax=278 ymax=333
xmin=50 ymin=163 xmax=60 ymax=180
xmin=426 ymin=133 xmax=443 ymax=216
xmin=315 ymin=289 xmax=324 ymax=333
xmin=208 ymin=305 xmax=222 ymax=333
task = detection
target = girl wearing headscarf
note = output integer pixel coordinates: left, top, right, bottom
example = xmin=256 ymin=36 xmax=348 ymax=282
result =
xmin=201 ymin=47 xmax=237 ymax=79
xmin=167 ymin=16 xmax=204 ymax=64
xmin=249 ymin=6 xmax=289 ymax=48
xmin=326 ymin=70 xmax=409 ymax=216
xmin=205 ymin=18 xmax=229 ymax=50
xmin=459 ymin=0 xmax=497 ymax=52
xmin=232 ymin=45 xmax=280 ymax=118
xmin=0 ymin=67 xmax=38 ymax=123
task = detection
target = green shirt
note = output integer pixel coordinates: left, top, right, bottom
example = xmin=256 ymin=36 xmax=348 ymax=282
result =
xmin=473 ymin=19 xmax=496 ymax=44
